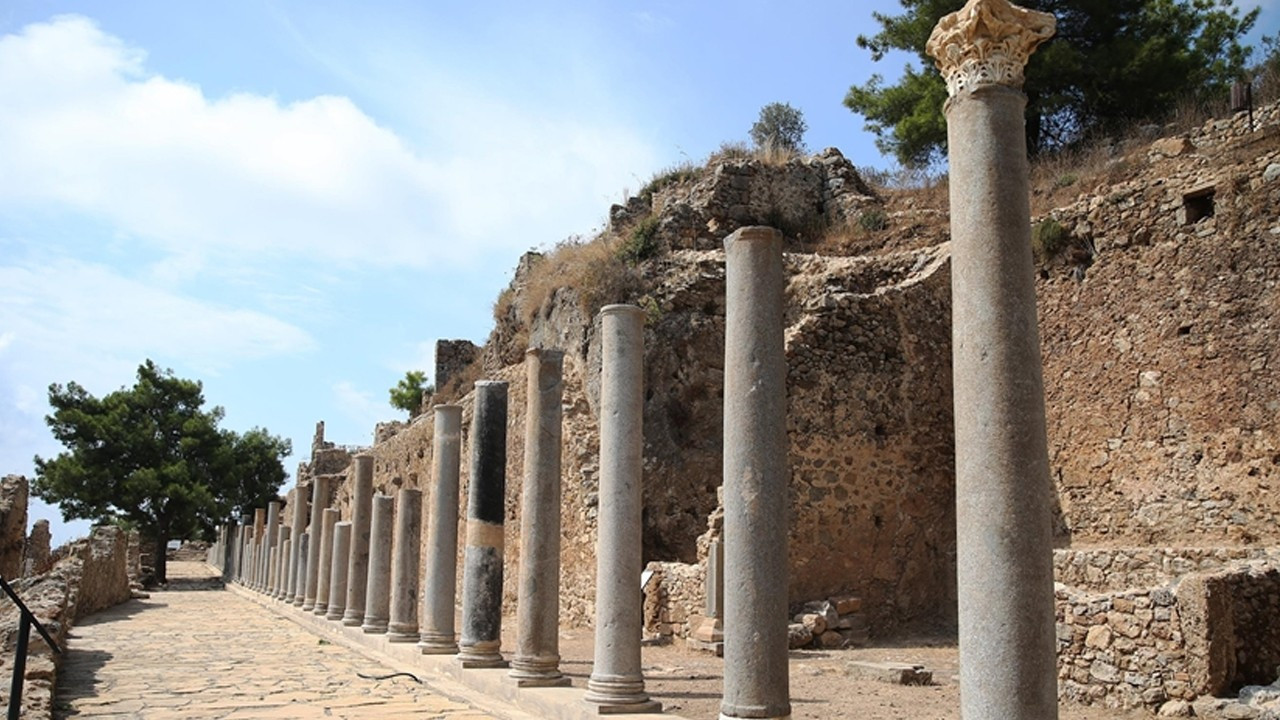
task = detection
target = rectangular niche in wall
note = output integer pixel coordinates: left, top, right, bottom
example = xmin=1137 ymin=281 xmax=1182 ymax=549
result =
xmin=1183 ymin=186 xmax=1216 ymax=225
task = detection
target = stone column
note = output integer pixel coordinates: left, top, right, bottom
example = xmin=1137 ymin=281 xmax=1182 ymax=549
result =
xmin=264 ymin=501 xmax=280 ymax=595
xmin=278 ymin=534 xmax=292 ymax=603
xmin=251 ymin=508 xmax=266 ymax=590
xmin=388 ymin=488 xmax=423 ymax=641
xmin=294 ymin=533 xmax=309 ymax=606
xmin=362 ymin=494 xmax=394 ymax=634
xmin=420 ymin=405 xmax=463 ymax=654
xmin=457 ymin=381 xmax=509 ymax=668
xmin=343 ymin=455 xmax=375 ymax=626
xmin=303 ymin=476 xmax=332 ymax=611
xmin=585 ymin=305 xmax=659 ymax=712
xmin=288 ymin=490 xmax=309 ymax=604
xmin=926 ymin=3 xmax=1059 ymax=718
xmin=510 ymin=349 xmax=569 ymax=687
xmin=222 ymin=521 xmax=238 ymax=582
xmin=721 ymin=227 xmax=789 ymax=720
xmin=314 ymin=507 xmax=340 ymax=616
xmin=326 ymin=522 xmax=352 ymax=621
xmin=236 ymin=514 xmax=251 ymax=583
xmin=271 ymin=526 xmax=290 ymax=600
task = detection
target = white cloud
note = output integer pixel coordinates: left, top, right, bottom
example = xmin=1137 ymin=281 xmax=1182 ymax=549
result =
xmin=0 ymin=15 xmax=658 ymax=269
xmin=332 ymin=380 xmax=385 ymax=434
xmin=0 ymin=258 xmax=314 ymax=385
xmin=0 ymin=331 xmax=13 ymax=353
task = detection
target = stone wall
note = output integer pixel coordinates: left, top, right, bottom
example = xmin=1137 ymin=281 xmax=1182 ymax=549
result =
xmin=0 ymin=526 xmax=132 ymax=718
xmin=1037 ymin=108 xmax=1280 ymax=546
xmin=1054 ymin=547 xmax=1280 ymax=711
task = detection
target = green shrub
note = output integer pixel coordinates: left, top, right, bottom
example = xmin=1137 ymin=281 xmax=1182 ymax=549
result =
xmin=1031 ymin=218 xmax=1069 ymax=264
xmin=618 ymin=215 xmax=661 ymax=264
xmin=858 ymin=208 xmax=888 ymax=232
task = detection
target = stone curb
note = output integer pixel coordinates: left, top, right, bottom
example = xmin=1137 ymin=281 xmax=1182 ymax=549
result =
xmin=228 ymin=581 xmax=693 ymax=720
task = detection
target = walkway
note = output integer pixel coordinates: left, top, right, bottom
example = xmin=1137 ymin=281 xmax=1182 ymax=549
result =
xmin=54 ymin=562 xmax=499 ymax=719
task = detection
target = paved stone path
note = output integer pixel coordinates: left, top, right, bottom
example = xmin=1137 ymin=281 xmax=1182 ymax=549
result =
xmin=55 ymin=562 xmax=499 ymax=719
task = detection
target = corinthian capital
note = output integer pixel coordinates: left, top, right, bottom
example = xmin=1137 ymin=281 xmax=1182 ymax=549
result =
xmin=926 ymin=0 xmax=1055 ymax=97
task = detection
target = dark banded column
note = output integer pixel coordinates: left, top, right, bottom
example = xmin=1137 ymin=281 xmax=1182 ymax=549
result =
xmin=420 ymin=405 xmax=463 ymax=654
xmin=343 ymin=455 xmax=375 ymax=626
xmin=362 ymin=494 xmax=394 ymax=634
xmin=510 ymin=349 xmax=569 ymax=687
xmin=457 ymin=380 xmax=509 ymax=668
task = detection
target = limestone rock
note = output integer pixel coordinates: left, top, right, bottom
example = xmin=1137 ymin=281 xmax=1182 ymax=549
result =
xmin=1158 ymin=699 xmax=1193 ymax=717
xmin=1263 ymin=163 xmax=1280 ymax=184
xmin=787 ymin=623 xmax=812 ymax=649
xmin=0 ymin=475 xmax=29 ymax=579
xmin=845 ymin=661 xmax=932 ymax=686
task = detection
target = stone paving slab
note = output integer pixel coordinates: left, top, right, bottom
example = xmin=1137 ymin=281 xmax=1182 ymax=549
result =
xmin=54 ymin=562 xmax=505 ymax=719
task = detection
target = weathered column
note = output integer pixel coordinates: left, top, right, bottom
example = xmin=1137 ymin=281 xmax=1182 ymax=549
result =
xmin=510 ymin=349 xmax=569 ymax=687
xmin=235 ymin=514 xmax=251 ymax=583
xmin=277 ymin=527 xmax=293 ymax=599
xmin=303 ymin=476 xmax=332 ymax=611
xmin=721 ymin=227 xmax=790 ymax=720
xmin=387 ymin=488 xmax=423 ymax=641
xmin=457 ymin=381 xmax=509 ymax=668
xmin=313 ymin=507 xmax=340 ymax=616
xmin=288 ymin=490 xmax=308 ymax=603
xmin=362 ymin=494 xmax=394 ymax=634
xmin=271 ymin=526 xmax=290 ymax=599
xmin=585 ymin=305 xmax=659 ymax=712
xmin=326 ymin=522 xmax=352 ymax=621
xmin=419 ymin=405 xmax=463 ymax=654
xmin=343 ymin=455 xmax=375 ymax=626
xmin=263 ymin=501 xmax=280 ymax=595
xmin=294 ymin=533 xmax=309 ymax=606
xmin=926 ymin=3 xmax=1059 ymax=718
xmin=251 ymin=508 xmax=266 ymax=590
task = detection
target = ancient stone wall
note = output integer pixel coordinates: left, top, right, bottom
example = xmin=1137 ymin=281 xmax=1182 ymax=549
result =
xmin=1037 ymin=108 xmax=1280 ymax=546
xmin=1053 ymin=546 xmax=1280 ymax=593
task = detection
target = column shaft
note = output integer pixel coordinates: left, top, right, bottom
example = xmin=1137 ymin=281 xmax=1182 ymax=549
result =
xmin=343 ymin=455 xmax=375 ymax=626
xmin=303 ymin=476 xmax=332 ymax=611
xmin=388 ymin=488 xmax=423 ymax=641
xmin=721 ymin=227 xmax=790 ymax=719
xmin=289 ymin=489 xmax=309 ymax=604
xmin=585 ymin=305 xmax=659 ymax=712
xmin=420 ymin=405 xmax=463 ymax=654
xmin=314 ymin=507 xmax=339 ymax=616
xmin=264 ymin=501 xmax=280 ymax=596
xmin=511 ymin=349 xmax=568 ymax=686
xmin=326 ymin=522 xmax=352 ymax=621
xmin=362 ymin=494 xmax=394 ymax=634
xmin=457 ymin=381 xmax=509 ymax=668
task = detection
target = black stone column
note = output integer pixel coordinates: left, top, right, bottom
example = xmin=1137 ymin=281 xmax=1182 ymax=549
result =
xmin=457 ymin=380 xmax=509 ymax=668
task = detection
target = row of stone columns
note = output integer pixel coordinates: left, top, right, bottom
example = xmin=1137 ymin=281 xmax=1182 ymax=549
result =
xmin=214 ymin=228 xmax=796 ymax=718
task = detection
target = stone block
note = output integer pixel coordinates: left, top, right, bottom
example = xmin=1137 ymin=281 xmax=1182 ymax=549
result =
xmin=787 ymin=623 xmax=812 ymax=649
xmin=831 ymin=594 xmax=861 ymax=615
xmin=845 ymin=661 xmax=933 ymax=686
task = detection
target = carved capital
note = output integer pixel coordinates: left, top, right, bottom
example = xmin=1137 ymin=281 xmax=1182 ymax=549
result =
xmin=926 ymin=0 xmax=1055 ymax=97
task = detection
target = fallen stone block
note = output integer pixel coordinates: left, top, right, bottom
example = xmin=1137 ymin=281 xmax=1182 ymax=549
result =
xmin=845 ymin=661 xmax=933 ymax=686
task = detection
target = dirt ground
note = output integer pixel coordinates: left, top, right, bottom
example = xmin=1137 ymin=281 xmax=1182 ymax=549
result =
xmin=550 ymin=630 xmax=1152 ymax=720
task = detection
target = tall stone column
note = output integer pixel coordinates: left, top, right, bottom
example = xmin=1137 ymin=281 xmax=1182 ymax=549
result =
xmin=420 ymin=405 xmax=463 ymax=654
xmin=721 ymin=227 xmax=790 ymax=720
xmin=585 ymin=305 xmax=659 ymax=713
xmin=314 ymin=507 xmax=340 ymax=616
xmin=343 ymin=455 xmax=375 ymax=626
xmin=222 ymin=521 xmax=238 ymax=582
xmin=251 ymin=508 xmax=265 ymax=590
xmin=288 ymin=490 xmax=309 ymax=603
xmin=326 ymin=522 xmax=352 ymax=621
xmin=294 ymin=533 xmax=309 ymax=606
xmin=926 ymin=2 xmax=1059 ymax=718
xmin=510 ymin=349 xmax=569 ymax=687
xmin=272 ymin=526 xmax=290 ymax=600
xmin=388 ymin=488 xmax=423 ymax=642
xmin=362 ymin=494 xmax=394 ymax=634
xmin=263 ymin=501 xmax=280 ymax=595
xmin=303 ymin=476 xmax=332 ymax=611
xmin=457 ymin=381 xmax=509 ymax=668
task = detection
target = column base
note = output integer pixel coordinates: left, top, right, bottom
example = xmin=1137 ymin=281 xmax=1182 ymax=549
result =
xmin=312 ymin=602 xmax=328 ymax=616
xmin=387 ymin=629 xmax=418 ymax=643
xmin=325 ymin=607 xmax=345 ymax=621
xmin=509 ymin=657 xmax=570 ymax=687
xmin=585 ymin=675 xmax=660 ymax=714
xmin=511 ymin=674 xmax=571 ymax=688
xmin=362 ymin=619 xmax=388 ymax=634
xmin=341 ymin=610 xmax=365 ymax=627
xmin=291 ymin=597 xmax=305 ymax=607
xmin=719 ymin=715 xmax=788 ymax=720
xmin=457 ymin=645 xmax=508 ymax=668
xmin=419 ymin=637 xmax=458 ymax=655
xmin=301 ymin=600 xmax=315 ymax=612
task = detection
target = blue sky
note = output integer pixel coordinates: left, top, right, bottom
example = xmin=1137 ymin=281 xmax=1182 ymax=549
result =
xmin=2 ymin=1 xmax=1277 ymax=545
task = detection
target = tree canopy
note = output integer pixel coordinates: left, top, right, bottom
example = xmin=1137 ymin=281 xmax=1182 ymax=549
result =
xmin=750 ymin=102 xmax=809 ymax=152
xmin=844 ymin=0 xmax=1260 ymax=167
xmin=33 ymin=360 xmax=290 ymax=582
xmin=388 ymin=370 xmax=431 ymax=417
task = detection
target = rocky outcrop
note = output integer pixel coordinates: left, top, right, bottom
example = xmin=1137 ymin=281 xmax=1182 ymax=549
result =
xmin=0 ymin=475 xmax=29 ymax=579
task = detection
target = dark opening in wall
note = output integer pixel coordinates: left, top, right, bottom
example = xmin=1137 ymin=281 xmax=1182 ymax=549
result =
xmin=1184 ymin=187 xmax=1216 ymax=224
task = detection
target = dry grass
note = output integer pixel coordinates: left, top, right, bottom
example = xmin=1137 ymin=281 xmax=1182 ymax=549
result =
xmin=517 ymin=235 xmax=646 ymax=325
